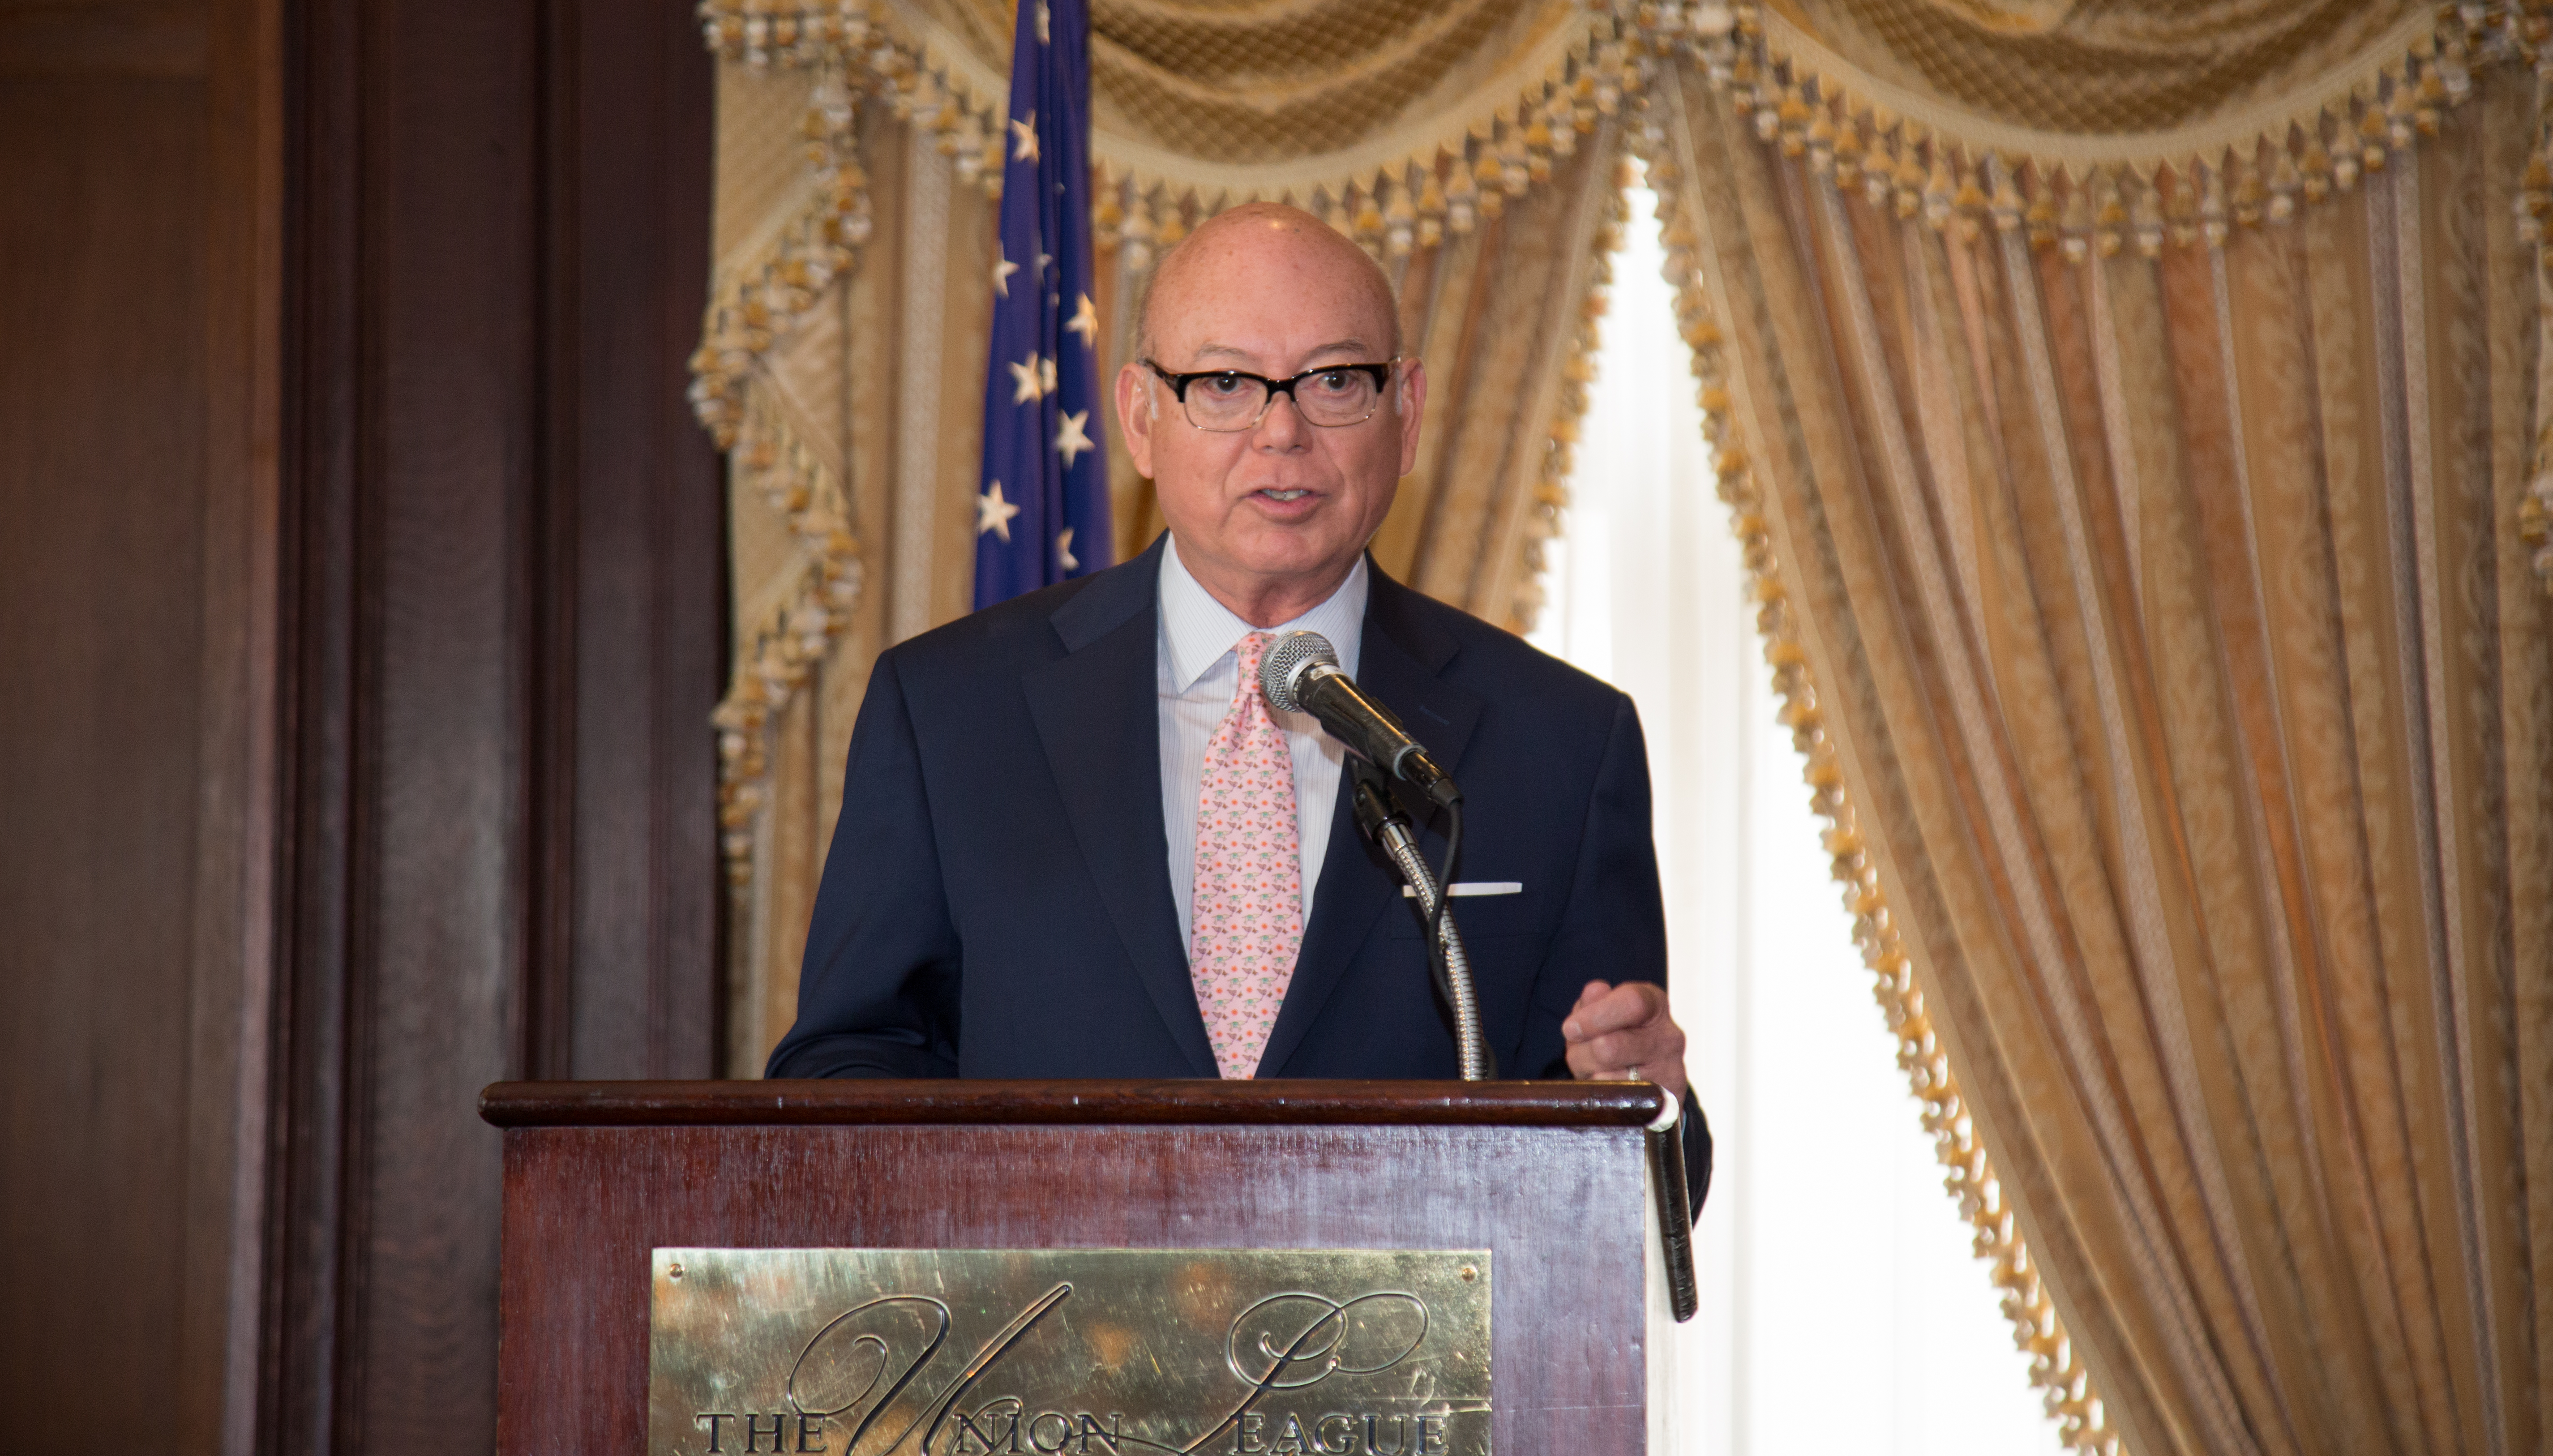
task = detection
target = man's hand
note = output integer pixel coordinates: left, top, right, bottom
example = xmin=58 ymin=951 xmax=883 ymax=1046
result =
xmin=1562 ymin=981 xmax=1689 ymax=1101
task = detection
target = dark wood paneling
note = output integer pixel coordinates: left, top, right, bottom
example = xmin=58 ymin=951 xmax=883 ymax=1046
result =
xmin=351 ymin=0 xmax=543 ymax=1444
xmin=0 ymin=57 xmax=214 ymax=1451
xmin=261 ymin=4 xmax=724 ymax=1454
xmin=0 ymin=1 xmax=289 ymax=1450
xmin=0 ymin=1 xmax=210 ymax=77
xmin=5 ymin=1 xmax=721 ymax=1447
xmin=261 ymin=0 xmax=366 ymax=1444
xmin=552 ymin=0 xmax=724 ymax=1082
xmin=0 ymin=0 xmax=293 ymax=1447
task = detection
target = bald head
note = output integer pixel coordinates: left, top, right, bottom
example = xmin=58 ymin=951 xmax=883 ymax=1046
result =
xmin=1114 ymin=199 xmax=1426 ymax=628
xmin=1135 ymin=202 xmax=1401 ymax=364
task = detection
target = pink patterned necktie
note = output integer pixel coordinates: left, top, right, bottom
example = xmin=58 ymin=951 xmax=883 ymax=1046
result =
xmin=1189 ymin=630 xmax=1303 ymax=1078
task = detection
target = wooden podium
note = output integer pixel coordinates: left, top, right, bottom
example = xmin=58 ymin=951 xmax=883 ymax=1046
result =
xmin=480 ymin=1079 xmax=1685 ymax=1455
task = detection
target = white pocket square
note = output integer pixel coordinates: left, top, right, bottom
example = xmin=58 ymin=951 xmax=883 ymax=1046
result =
xmin=1401 ymin=882 xmax=1523 ymax=898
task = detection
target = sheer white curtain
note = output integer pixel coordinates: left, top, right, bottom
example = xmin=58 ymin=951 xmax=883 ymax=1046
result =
xmin=1529 ymin=184 xmax=2066 ymax=1456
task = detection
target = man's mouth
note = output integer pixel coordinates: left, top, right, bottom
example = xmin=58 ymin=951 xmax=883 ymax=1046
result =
xmin=1256 ymin=488 xmax=1311 ymax=502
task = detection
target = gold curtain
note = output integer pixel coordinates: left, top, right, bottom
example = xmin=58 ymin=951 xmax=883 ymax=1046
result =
xmin=1644 ymin=4 xmax=2553 ymax=1452
xmin=698 ymin=6 xmax=2553 ymax=1450
xmin=697 ymin=1 xmax=1638 ymax=1073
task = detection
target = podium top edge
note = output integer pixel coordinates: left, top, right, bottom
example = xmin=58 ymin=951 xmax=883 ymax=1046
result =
xmin=477 ymin=1078 xmax=1670 ymax=1129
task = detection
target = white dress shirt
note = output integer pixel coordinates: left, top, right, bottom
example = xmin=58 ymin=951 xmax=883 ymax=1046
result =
xmin=1157 ymin=538 xmax=1368 ymax=956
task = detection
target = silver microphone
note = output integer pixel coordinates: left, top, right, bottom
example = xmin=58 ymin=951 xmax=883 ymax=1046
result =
xmin=1259 ymin=631 xmax=1461 ymax=807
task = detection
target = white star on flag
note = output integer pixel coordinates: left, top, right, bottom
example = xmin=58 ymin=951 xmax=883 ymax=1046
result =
xmin=1037 ymin=3 xmax=1050 ymax=43
xmin=1040 ymin=355 xmax=1057 ymax=394
xmin=1009 ymin=352 xmax=1047 ymax=404
xmin=1053 ymin=410 xmax=1094 ymax=467
xmin=992 ymin=250 xmax=1018 ymax=298
xmin=976 ymin=480 xmax=1020 ymax=541
xmin=1010 ymin=113 xmax=1039 ymax=163
xmin=1056 ymin=527 xmax=1077 ymax=572
xmin=1065 ymin=292 xmax=1099 ymax=349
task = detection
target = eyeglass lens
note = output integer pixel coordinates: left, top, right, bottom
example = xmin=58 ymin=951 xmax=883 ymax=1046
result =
xmin=1185 ymin=368 xmax=1382 ymax=431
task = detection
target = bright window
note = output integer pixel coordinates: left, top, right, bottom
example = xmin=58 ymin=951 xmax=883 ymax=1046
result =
xmin=1530 ymin=183 xmax=2069 ymax=1456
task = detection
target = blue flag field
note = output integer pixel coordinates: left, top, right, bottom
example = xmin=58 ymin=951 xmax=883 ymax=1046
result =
xmin=973 ymin=0 xmax=1111 ymax=608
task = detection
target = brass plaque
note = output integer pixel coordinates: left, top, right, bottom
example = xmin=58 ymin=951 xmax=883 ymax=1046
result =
xmin=648 ymin=1247 xmax=1492 ymax=1456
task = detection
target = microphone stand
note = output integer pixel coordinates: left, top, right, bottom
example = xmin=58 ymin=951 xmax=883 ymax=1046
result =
xmin=1349 ymin=762 xmax=1490 ymax=1081
xmin=1349 ymin=769 xmax=1695 ymax=1316
xmin=1346 ymin=767 xmax=1694 ymax=1317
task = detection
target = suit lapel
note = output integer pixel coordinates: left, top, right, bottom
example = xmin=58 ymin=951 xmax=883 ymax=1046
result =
xmin=1021 ymin=538 xmax=1221 ymax=1077
xmin=1257 ymin=565 xmax=1482 ymax=1076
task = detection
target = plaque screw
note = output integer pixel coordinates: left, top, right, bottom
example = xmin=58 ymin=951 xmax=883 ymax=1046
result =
xmin=1459 ymin=1265 xmax=1477 ymax=1282
xmin=668 ymin=1262 xmax=685 ymax=1280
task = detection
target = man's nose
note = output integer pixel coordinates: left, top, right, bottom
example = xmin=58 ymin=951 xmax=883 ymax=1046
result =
xmin=1251 ymin=390 xmax=1311 ymax=448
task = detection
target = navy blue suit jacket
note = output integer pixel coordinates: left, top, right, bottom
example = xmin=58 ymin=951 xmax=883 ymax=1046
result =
xmin=768 ymin=535 xmax=1707 ymax=1199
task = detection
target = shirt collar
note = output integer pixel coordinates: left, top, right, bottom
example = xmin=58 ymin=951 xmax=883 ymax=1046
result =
xmin=1159 ymin=537 xmax=1369 ymax=694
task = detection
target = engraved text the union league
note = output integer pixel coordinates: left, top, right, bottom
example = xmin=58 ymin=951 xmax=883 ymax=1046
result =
xmin=647 ymin=1250 xmax=1493 ymax=1456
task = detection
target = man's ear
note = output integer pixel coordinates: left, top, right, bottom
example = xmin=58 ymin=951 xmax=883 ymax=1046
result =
xmin=1115 ymin=362 xmax=1156 ymax=478
xmin=1393 ymin=358 xmax=1429 ymax=478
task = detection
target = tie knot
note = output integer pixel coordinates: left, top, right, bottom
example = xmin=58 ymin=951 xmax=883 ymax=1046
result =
xmin=1233 ymin=631 xmax=1276 ymax=687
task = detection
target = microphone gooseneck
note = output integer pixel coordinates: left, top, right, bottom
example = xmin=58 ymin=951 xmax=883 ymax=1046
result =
xmin=1258 ymin=632 xmax=1461 ymax=808
xmin=1265 ymin=632 xmax=1480 ymax=1076
xmin=1347 ymin=762 xmax=1489 ymax=1082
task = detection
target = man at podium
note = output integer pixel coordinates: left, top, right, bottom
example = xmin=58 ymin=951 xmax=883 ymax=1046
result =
xmin=768 ymin=203 xmax=1704 ymax=1192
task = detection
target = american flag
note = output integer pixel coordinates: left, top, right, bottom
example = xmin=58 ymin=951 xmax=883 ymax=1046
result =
xmin=973 ymin=0 xmax=1111 ymax=608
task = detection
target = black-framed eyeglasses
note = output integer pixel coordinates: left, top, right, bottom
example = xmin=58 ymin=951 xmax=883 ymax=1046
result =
xmin=1143 ymin=358 xmax=1400 ymax=432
